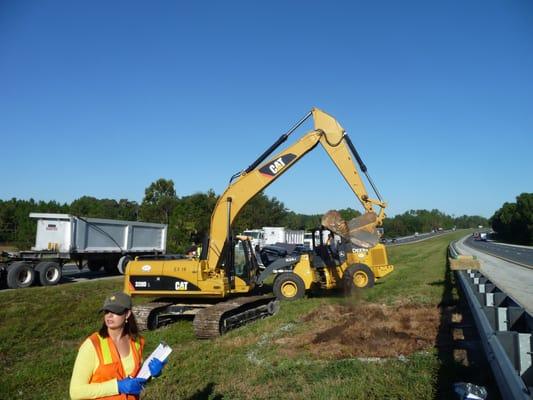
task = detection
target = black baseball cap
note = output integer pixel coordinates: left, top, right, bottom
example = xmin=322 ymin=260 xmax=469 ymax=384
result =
xmin=100 ymin=291 xmax=132 ymax=314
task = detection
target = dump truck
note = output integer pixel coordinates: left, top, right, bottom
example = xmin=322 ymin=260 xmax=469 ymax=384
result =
xmin=0 ymin=213 xmax=167 ymax=289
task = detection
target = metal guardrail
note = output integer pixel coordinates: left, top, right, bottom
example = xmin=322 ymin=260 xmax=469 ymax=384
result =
xmin=448 ymin=241 xmax=480 ymax=269
xmin=449 ymin=240 xmax=459 ymax=259
xmin=456 ymin=269 xmax=533 ymax=399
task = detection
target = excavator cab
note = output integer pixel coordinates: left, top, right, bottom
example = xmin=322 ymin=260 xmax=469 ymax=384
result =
xmin=228 ymin=237 xmax=259 ymax=286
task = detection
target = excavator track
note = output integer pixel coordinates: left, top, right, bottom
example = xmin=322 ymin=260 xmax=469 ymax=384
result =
xmin=193 ymin=295 xmax=279 ymax=339
xmin=132 ymin=302 xmax=174 ymax=331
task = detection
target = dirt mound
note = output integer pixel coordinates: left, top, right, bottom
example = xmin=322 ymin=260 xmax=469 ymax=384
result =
xmin=275 ymin=302 xmax=440 ymax=360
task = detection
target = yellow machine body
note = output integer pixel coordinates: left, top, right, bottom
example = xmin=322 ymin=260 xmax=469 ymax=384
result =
xmin=125 ymin=238 xmax=258 ymax=298
xmin=344 ymin=243 xmax=394 ymax=279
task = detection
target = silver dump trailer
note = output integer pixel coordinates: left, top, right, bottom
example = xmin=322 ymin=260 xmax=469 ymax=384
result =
xmin=0 ymin=213 xmax=167 ymax=289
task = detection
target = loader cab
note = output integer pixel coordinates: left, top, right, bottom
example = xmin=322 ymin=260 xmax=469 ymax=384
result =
xmin=311 ymin=227 xmax=343 ymax=267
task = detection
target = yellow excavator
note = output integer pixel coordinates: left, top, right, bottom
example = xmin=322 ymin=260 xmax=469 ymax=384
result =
xmin=124 ymin=108 xmax=393 ymax=337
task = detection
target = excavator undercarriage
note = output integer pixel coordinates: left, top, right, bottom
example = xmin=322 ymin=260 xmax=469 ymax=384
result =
xmin=133 ymin=295 xmax=279 ymax=339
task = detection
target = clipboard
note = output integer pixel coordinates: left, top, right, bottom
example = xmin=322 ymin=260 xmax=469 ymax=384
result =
xmin=136 ymin=342 xmax=172 ymax=379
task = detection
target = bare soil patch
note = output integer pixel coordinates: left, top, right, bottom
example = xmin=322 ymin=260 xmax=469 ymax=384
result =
xmin=275 ymin=302 xmax=440 ymax=360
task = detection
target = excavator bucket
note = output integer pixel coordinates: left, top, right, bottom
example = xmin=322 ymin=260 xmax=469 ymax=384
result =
xmin=321 ymin=210 xmax=349 ymax=236
xmin=322 ymin=210 xmax=380 ymax=248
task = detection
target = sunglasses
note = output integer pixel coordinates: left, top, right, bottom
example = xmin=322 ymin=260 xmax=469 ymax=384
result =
xmin=104 ymin=309 xmax=127 ymax=316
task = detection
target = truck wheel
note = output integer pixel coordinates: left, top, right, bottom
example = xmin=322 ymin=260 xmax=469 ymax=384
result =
xmin=273 ymin=273 xmax=305 ymax=301
xmin=104 ymin=259 xmax=119 ymax=274
xmin=35 ymin=261 xmax=62 ymax=286
xmin=117 ymin=255 xmax=132 ymax=274
xmin=343 ymin=264 xmax=375 ymax=293
xmin=7 ymin=261 xmax=35 ymax=289
xmin=87 ymin=260 xmax=102 ymax=272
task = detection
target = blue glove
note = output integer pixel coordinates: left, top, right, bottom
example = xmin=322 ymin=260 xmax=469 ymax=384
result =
xmin=117 ymin=377 xmax=146 ymax=395
xmin=148 ymin=358 xmax=166 ymax=378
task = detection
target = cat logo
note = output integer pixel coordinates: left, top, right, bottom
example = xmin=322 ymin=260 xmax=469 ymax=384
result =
xmin=259 ymin=154 xmax=297 ymax=178
xmin=269 ymin=157 xmax=286 ymax=174
xmin=175 ymin=281 xmax=189 ymax=291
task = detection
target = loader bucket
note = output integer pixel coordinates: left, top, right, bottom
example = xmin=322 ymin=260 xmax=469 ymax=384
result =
xmin=322 ymin=210 xmax=379 ymax=248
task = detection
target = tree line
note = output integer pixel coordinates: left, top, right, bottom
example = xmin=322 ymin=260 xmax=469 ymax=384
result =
xmin=490 ymin=193 xmax=533 ymax=245
xmin=0 ymin=178 xmax=488 ymax=252
xmin=381 ymin=209 xmax=487 ymax=238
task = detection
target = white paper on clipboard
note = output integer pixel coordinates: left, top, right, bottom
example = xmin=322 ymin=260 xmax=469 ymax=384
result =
xmin=136 ymin=342 xmax=172 ymax=379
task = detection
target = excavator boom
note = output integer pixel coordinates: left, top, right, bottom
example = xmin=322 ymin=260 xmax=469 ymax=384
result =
xmin=206 ymin=108 xmax=386 ymax=267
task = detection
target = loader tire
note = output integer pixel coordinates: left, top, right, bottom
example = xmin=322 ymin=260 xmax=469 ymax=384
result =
xmin=7 ymin=261 xmax=35 ymax=289
xmin=35 ymin=261 xmax=62 ymax=286
xmin=343 ymin=263 xmax=374 ymax=293
xmin=273 ymin=273 xmax=305 ymax=301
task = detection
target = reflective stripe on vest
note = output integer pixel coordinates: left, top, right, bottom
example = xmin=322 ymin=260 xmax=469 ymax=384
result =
xmin=97 ymin=334 xmax=114 ymax=364
xmin=88 ymin=333 xmax=145 ymax=400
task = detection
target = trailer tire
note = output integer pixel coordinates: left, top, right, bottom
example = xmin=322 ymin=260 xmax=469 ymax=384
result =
xmin=343 ymin=263 xmax=374 ymax=294
xmin=87 ymin=260 xmax=103 ymax=272
xmin=117 ymin=255 xmax=132 ymax=275
xmin=104 ymin=259 xmax=119 ymax=275
xmin=35 ymin=261 xmax=62 ymax=286
xmin=273 ymin=273 xmax=306 ymax=301
xmin=7 ymin=261 xmax=35 ymax=289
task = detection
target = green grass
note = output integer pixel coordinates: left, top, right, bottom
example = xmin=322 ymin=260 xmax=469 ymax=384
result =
xmin=0 ymin=231 xmax=469 ymax=400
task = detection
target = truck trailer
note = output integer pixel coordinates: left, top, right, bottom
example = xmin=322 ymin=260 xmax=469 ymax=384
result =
xmin=242 ymin=227 xmax=305 ymax=250
xmin=0 ymin=213 xmax=167 ymax=289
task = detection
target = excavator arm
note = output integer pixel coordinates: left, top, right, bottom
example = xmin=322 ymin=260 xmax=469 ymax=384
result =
xmin=206 ymin=108 xmax=386 ymax=270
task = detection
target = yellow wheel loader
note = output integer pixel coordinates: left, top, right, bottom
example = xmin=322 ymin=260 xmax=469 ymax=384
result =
xmin=124 ymin=108 xmax=393 ymax=337
xmin=258 ymin=223 xmax=394 ymax=301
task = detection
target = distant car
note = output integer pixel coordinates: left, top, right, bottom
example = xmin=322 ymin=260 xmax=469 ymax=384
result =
xmin=473 ymin=232 xmax=487 ymax=241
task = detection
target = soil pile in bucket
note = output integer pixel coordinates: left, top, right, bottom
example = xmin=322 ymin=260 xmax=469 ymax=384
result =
xmin=275 ymin=302 xmax=440 ymax=360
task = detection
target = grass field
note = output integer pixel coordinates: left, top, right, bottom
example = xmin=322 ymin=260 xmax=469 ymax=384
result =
xmin=0 ymin=230 xmax=485 ymax=400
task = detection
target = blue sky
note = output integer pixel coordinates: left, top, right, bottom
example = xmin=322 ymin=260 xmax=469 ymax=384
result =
xmin=1 ymin=0 xmax=532 ymax=218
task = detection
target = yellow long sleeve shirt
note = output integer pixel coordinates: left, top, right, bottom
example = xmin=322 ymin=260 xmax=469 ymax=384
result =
xmin=69 ymin=337 xmax=136 ymax=400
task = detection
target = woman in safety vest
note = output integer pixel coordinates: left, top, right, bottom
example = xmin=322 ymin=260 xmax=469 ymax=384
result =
xmin=69 ymin=291 xmax=165 ymax=399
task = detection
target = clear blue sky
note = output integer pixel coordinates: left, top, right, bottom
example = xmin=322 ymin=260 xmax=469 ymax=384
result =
xmin=1 ymin=0 xmax=532 ymax=218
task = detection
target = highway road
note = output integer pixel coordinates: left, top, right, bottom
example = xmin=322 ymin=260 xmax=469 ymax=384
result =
xmin=463 ymin=236 xmax=533 ymax=268
xmin=387 ymin=229 xmax=455 ymax=245
xmin=456 ymin=235 xmax=533 ymax=314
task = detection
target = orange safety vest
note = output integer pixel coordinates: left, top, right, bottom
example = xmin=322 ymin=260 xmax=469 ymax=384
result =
xmin=88 ymin=332 xmax=145 ymax=400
